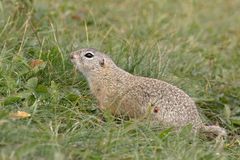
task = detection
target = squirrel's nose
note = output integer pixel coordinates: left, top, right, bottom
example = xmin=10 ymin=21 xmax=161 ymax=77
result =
xmin=70 ymin=52 xmax=81 ymax=60
xmin=70 ymin=53 xmax=75 ymax=59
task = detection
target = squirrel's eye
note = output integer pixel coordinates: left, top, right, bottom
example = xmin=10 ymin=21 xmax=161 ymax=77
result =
xmin=84 ymin=52 xmax=94 ymax=58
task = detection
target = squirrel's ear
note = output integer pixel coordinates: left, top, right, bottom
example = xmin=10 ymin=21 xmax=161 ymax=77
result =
xmin=99 ymin=58 xmax=105 ymax=67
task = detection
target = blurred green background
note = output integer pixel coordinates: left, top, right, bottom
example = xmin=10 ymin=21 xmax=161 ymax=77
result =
xmin=0 ymin=0 xmax=240 ymax=159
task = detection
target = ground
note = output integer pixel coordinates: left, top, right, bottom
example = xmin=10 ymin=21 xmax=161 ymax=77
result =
xmin=0 ymin=0 xmax=240 ymax=159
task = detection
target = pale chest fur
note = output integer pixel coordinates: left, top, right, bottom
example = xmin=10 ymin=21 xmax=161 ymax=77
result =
xmin=88 ymin=73 xmax=142 ymax=116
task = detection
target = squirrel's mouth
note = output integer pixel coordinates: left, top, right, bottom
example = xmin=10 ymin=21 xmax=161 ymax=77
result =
xmin=70 ymin=58 xmax=75 ymax=63
xmin=70 ymin=58 xmax=76 ymax=66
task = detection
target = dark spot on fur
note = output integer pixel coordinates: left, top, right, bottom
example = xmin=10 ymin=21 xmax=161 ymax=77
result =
xmin=153 ymin=107 xmax=160 ymax=113
xmin=99 ymin=58 xmax=105 ymax=67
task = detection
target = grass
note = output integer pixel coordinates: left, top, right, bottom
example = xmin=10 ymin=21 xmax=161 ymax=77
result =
xmin=0 ymin=0 xmax=240 ymax=159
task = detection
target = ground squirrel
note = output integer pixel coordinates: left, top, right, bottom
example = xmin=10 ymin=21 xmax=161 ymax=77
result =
xmin=70 ymin=48 xmax=226 ymax=137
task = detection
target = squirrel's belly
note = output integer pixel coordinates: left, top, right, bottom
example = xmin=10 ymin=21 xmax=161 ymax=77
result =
xmin=102 ymin=100 xmax=145 ymax=118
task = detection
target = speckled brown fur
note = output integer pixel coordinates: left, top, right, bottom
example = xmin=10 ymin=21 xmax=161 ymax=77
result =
xmin=70 ymin=48 xmax=226 ymax=137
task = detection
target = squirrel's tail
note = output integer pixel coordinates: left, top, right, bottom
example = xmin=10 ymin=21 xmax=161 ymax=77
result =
xmin=200 ymin=125 xmax=227 ymax=137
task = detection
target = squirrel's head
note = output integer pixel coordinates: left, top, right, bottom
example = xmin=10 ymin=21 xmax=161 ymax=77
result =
xmin=70 ymin=48 xmax=115 ymax=76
